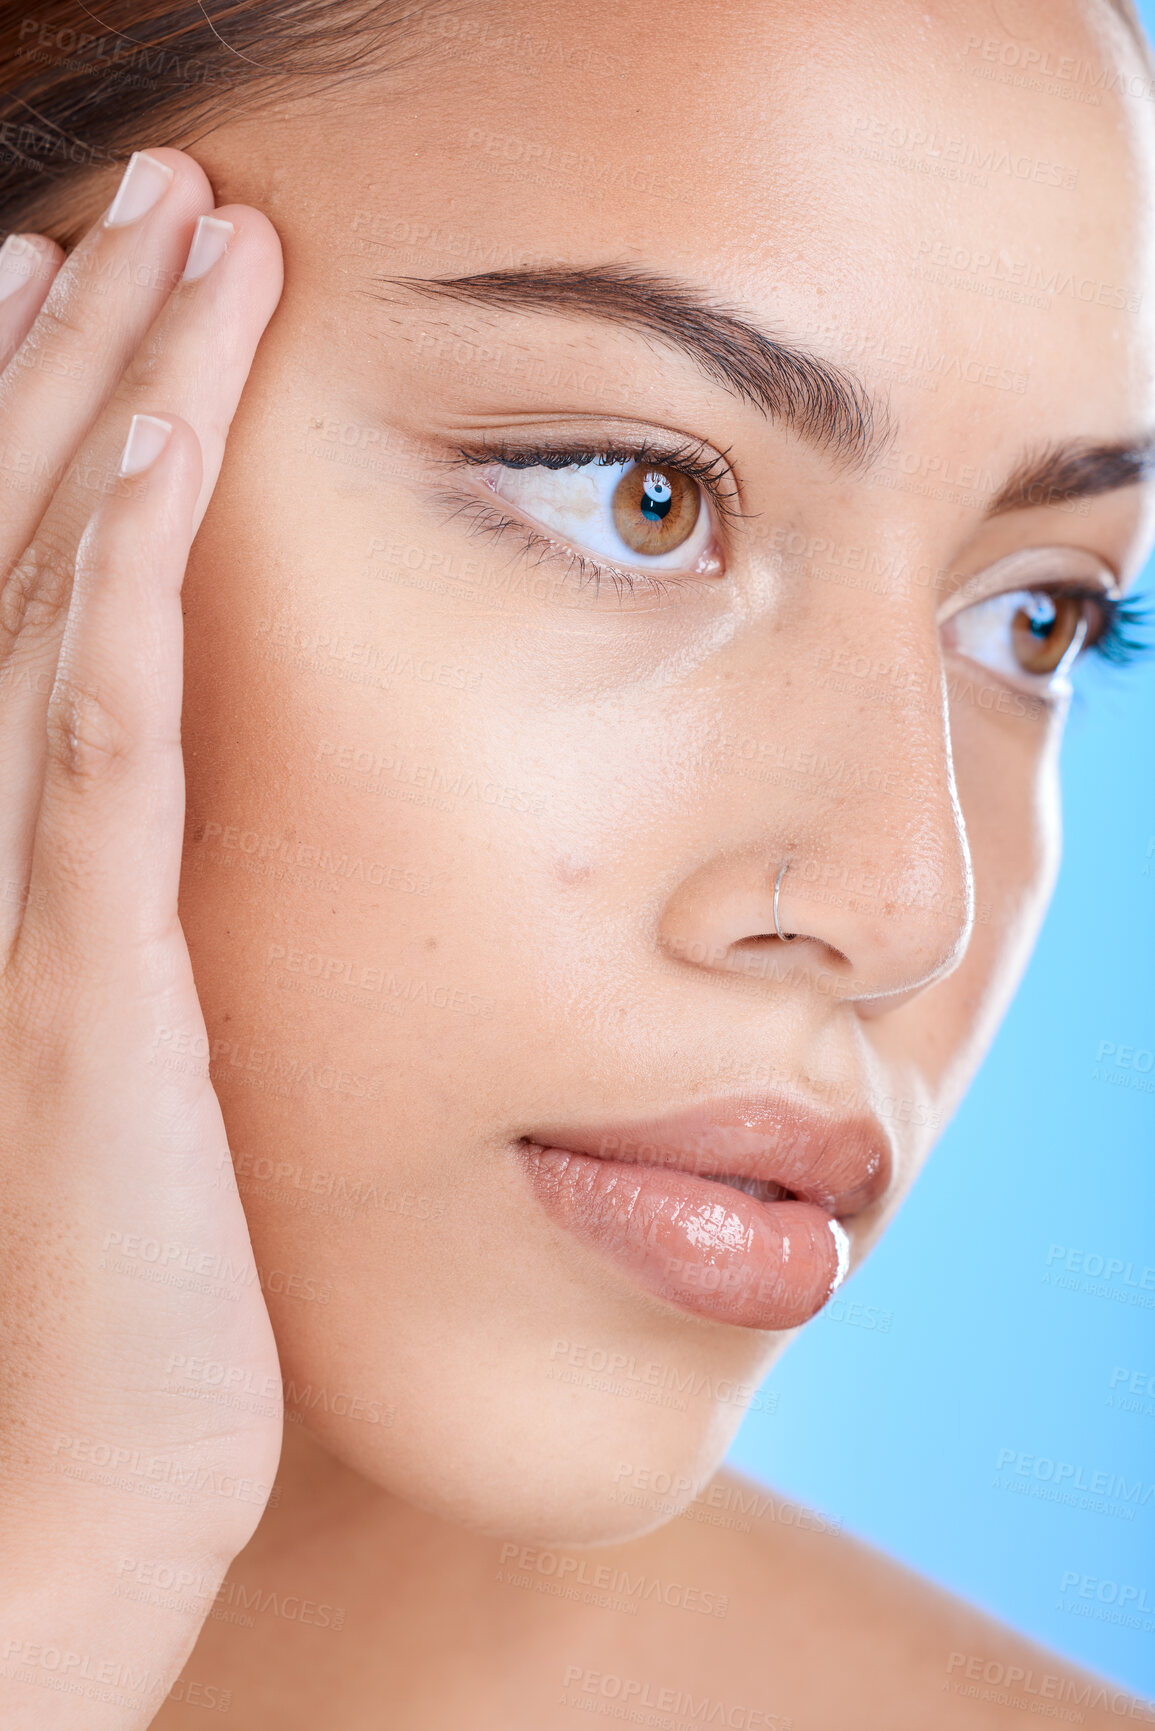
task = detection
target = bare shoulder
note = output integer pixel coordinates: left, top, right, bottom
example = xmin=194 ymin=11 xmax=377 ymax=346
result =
xmin=623 ymin=1466 xmax=1152 ymax=1731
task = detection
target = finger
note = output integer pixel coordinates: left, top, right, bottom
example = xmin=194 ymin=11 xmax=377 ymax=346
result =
xmin=0 ymin=233 xmax=68 ymax=915
xmin=0 ymin=231 xmax=68 ymax=927
xmin=0 ymin=148 xmax=215 ymax=580
xmin=13 ymin=413 xmax=202 ymax=972
xmin=51 ymin=200 xmax=285 ymax=541
xmin=0 ymin=201 xmax=282 ymax=930
xmin=0 ymin=233 xmax=65 ymax=371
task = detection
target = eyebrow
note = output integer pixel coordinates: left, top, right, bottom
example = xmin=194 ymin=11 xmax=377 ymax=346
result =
xmin=368 ymin=263 xmax=887 ymax=469
xmin=986 ymin=437 xmax=1155 ymax=517
xmin=367 ymin=264 xmax=1154 ymax=515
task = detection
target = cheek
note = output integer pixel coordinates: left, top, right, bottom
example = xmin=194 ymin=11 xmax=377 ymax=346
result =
xmin=173 ymin=624 xmax=776 ymax=1537
xmin=172 ymin=414 xmax=694 ymax=1113
xmin=172 ymin=492 xmax=616 ymax=1268
xmin=175 ymin=515 xmax=546 ymax=1114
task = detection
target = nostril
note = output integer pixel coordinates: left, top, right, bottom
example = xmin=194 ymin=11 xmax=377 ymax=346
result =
xmin=657 ymin=833 xmax=963 ymax=999
xmin=732 ymin=929 xmax=853 ymax=968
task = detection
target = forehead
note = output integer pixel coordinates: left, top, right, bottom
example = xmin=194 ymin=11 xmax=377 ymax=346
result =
xmin=237 ymin=0 xmax=1155 ymax=446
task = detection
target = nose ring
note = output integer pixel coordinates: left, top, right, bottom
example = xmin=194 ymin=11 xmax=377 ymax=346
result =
xmin=773 ymin=860 xmax=797 ymax=942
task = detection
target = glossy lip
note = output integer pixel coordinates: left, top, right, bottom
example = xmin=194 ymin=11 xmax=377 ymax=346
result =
xmin=520 ymin=1094 xmax=893 ymax=1221
xmin=517 ymin=1095 xmax=894 ymax=1331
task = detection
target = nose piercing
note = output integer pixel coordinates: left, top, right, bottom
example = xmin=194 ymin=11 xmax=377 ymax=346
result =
xmin=773 ymin=860 xmax=797 ymax=942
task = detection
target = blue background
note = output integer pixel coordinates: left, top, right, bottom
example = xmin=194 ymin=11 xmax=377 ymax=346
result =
xmin=727 ymin=15 xmax=1155 ymax=1698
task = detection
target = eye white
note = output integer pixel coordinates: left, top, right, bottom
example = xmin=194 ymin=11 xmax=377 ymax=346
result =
xmin=486 ymin=459 xmax=713 ymax=570
xmin=943 ymin=588 xmax=1087 ymax=689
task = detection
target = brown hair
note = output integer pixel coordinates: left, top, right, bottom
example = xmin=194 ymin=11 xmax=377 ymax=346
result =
xmin=0 ymin=0 xmax=433 ymax=244
xmin=1 ymin=0 xmax=1151 ymax=248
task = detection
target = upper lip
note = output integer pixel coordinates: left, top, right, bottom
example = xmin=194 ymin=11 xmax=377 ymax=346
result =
xmin=522 ymin=1094 xmax=893 ymax=1218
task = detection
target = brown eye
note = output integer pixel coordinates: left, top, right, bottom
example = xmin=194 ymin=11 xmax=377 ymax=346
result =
xmin=610 ymin=464 xmax=701 ymax=556
xmin=1010 ymin=592 xmax=1087 ymax=674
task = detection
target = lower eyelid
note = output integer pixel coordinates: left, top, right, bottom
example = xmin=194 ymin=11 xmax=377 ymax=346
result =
xmin=433 ymin=484 xmax=691 ymax=596
xmin=944 ymin=646 xmax=1067 ymax=707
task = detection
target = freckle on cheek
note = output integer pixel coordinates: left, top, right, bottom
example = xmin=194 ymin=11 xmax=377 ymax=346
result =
xmin=554 ymin=854 xmax=592 ymax=885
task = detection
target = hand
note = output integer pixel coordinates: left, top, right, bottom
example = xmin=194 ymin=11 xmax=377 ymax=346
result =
xmin=0 ymin=146 xmax=284 ymax=1701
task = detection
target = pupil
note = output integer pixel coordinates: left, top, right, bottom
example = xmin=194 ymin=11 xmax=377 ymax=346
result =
xmin=1025 ymin=594 xmax=1057 ymax=639
xmin=640 ymin=470 xmax=673 ymax=520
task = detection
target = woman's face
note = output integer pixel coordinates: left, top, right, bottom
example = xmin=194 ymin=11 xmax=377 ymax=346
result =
xmin=155 ymin=0 xmax=1153 ymax=1541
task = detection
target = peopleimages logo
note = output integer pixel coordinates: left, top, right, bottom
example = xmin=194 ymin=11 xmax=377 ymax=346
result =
xmin=1043 ymin=1244 xmax=1155 ymax=1308
xmin=1058 ymin=1571 xmax=1155 ymax=1635
xmin=1059 ymin=1572 xmax=1153 ymax=1611
xmin=1046 ymin=1244 xmax=1155 ymax=1283
xmin=944 ymin=1652 xmax=1155 ymax=1722
xmin=495 ymin=1543 xmax=729 ymax=1618
xmin=993 ymin=1448 xmax=1154 ymax=1519
xmin=1108 ymin=1366 xmax=1155 ymax=1417
xmin=1091 ymin=1039 xmax=1155 ymax=1095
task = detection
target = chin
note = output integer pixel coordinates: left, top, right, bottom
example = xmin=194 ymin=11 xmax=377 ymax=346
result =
xmin=281 ymin=1317 xmax=791 ymax=1548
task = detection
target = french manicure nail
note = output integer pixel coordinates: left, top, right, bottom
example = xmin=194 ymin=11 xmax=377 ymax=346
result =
xmin=103 ymin=151 xmax=175 ymax=229
xmin=119 ymin=414 xmax=173 ymax=477
xmin=0 ymin=234 xmax=37 ymax=305
xmin=181 ymin=215 xmax=235 ymax=283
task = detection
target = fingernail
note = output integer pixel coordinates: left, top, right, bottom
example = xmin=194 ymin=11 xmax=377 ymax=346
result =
xmin=103 ymin=151 xmax=175 ymax=229
xmin=0 ymin=234 xmax=38 ymax=304
xmin=181 ymin=214 xmax=234 ymax=283
xmin=119 ymin=414 xmax=173 ymax=477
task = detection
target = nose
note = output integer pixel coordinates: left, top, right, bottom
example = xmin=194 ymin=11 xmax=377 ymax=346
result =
xmin=657 ymin=632 xmax=974 ymax=1009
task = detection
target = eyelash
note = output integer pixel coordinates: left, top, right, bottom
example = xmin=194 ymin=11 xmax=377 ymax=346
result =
xmin=439 ymin=439 xmax=1153 ymax=663
xmin=442 ymin=435 xmax=741 ymax=600
xmin=1081 ymin=589 xmax=1150 ymax=667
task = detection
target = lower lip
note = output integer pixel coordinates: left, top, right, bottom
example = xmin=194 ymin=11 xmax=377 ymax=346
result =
xmin=521 ymin=1145 xmax=849 ymax=1331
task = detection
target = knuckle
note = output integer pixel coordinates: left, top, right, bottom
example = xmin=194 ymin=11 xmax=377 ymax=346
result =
xmin=0 ymin=874 xmax=48 ymax=925
xmin=119 ymin=329 xmax=170 ymax=400
xmin=45 ymin=673 xmax=134 ymax=785
xmin=0 ymin=531 xmax=74 ymax=646
xmin=10 ymin=287 xmax=94 ymax=374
